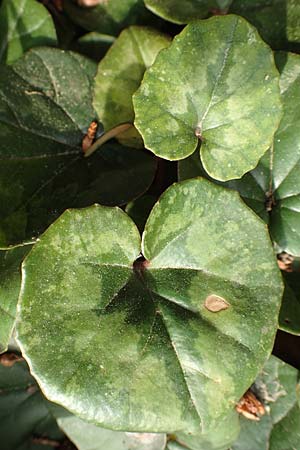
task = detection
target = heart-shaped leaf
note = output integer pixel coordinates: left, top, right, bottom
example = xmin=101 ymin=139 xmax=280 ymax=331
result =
xmin=144 ymin=0 xmax=232 ymax=24
xmin=0 ymin=0 xmax=57 ymax=65
xmin=133 ymin=15 xmax=282 ymax=181
xmin=17 ymin=179 xmax=282 ymax=433
xmin=0 ymin=244 xmax=33 ymax=354
xmin=179 ymin=52 xmax=300 ymax=255
xmin=57 ymin=415 xmax=167 ymax=450
xmin=93 ymin=26 xmax=170 ymax=147
xmin=0 ymin=47 xmax=156 ymax=246
xmin=63 ymin=0 xmax=154 ymax=36
xmin=232 ymin=355 xmax=300 ymax=450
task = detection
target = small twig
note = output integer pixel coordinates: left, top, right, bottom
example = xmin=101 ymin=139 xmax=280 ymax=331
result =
xmin=83 ymin=123 xmax=133 ymax=157
xmin=31 ymin=437 xmax=60 ymax=447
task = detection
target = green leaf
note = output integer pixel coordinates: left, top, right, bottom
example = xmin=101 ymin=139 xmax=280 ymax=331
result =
xmin=0 ymin=0 xmax=57 ymax=65
xmin=0 ymin=358 xmax=65 ymax=450
xmin=72 ymin=32 xmax=115 ymax=61
xmin=144 ymin=0 xmax=232 ymax=24
xmin=133 ymin=15 xmax=282 ymax=181
xmin=179 ymin=52 xmax=300 ymax=255
xmin=57 ymin=415 xmax=166 ymax=450
xmin=167 ymin=410 xmax=239 ymax=450
xmin=279 ymin=271 xmax=300 ymax=336
xmin=63 ymin=0 xmax=153 ymax=36
xmin=0 ymin=47 xmax=156 ymax=246
xmin=93 ymin=26 xmax=170 ymax=147
xmin=0 ymin=244 xmax=33 ymax=354
xmin=230 ymin=0 xmax=300 ymax=51
xmin=17 ymin=179 xmax=282 ymax=432
xmin=232 ymin=356 xmax=300 ymax=450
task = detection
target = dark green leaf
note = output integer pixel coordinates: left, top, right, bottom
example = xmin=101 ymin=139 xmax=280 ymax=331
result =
xmin=0 ymin=244 xmax=33 ymax=354
xmin=93 ymin=26 xmax=170 ymax=147
xmin=230 ymin=0 xmax=300 ymax=51
xmin=17 ymin=179 xmax=282 ymax=432
xmin=63 ymin=0 xmax=154 ymax=36
xmin=279 ymin=271 xmax=300 ymax=335
xmin=133 ymin=16 xmax=282 ymax=181
xmin=232 ymin=356 xmax=300 ymax=450
xmin=126 ymin=194 xmax=157 ymax=232
xmin=0 ymin=359 xmax=64 ymax=450
xmin=0 ymin=0 xmax=57 ymax=65
xmin=144 ymin=0 xmax=232 ymax=24
xmin=0 ymin=47 xmax=156 ymax=246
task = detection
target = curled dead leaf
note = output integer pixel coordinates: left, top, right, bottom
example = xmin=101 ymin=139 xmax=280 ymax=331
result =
xmin=236 ymin=390 xmax=265 ymax=421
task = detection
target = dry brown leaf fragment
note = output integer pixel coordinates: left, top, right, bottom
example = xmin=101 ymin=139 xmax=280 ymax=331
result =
xmin=236 ymin=390 xmax=265 ymax=421
xmin=82 ymin=121 xmax=98 ymax=154
xmin=277 ymin=252 xmax=294 ymax=272
xmin=0 ymin=352 xmax=23 ymax=367
xmin=204 ymin=294 xmax=230 ymax=312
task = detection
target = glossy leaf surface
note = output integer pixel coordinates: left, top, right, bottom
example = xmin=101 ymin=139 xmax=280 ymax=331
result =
xmin=17 ymin=179 xmax=282 ymax=432
xmin=179 ymin=52 xmax=300 ymax=255
xmin=144 ymin=0 xmax=232 ymax=24
xmin=0 ymin=47 xmax=156 ymax=246
xmin=57 ymin=415 xmax=166 ymax=450
xmin=0 ymin=244 xmax=32 ymax=354
xmin=0 ymin=358 xmax=64 ymax=450
xmin=133 ymin=15 xmax=282 ymax=181
xmin=232 ymin=356 xmax=300 ymax=450
xmin=93 ymin=26 xmax=170 ymax=146
xmin=63 ymin=0 xmax=153 ymax=36
xmin=0 ymin=0 xmax=57 ymax=64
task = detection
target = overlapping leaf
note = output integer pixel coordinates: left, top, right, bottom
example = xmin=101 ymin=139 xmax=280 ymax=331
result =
xmin=0 ymin=244 xmax=32 ymax=354
xmin=133 ymin=15 xmax=282 ymax=181
xmin=57 ymin=415 xmax=167 ymax=450
xmin=144 ymin=0 xmax=233 ymax=24
xmin=232 ymin=356 xmax=300 ymax=450
xmin=279 ymin=271 xmax=300 ymax=335
xmin=0 ymin=358 xmax=65 ymax=450
xmin=93 ymin=26 xmax=170 ymax=147
xmin=179 ymin=52 xmax=300 ymax=255
xmin=0 ymin=0 xmax=57 ymax=64
xmin=63 ymin=0 xmax=154 ymax=36
xmin=0 ymin=46 xmax=156 ymax=246
xmin=17 ymin=179 xmax=282 ymax=433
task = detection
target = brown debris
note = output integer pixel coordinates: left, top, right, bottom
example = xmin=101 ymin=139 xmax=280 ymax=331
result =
xmin=77 ymin=0 xmax=106 ymax=6
xmin=0 ymin=352 xmax=23 ymax=367
xmin=82 ymin=121 xmax=98 ymax=154
xmin=236 ymin=390 xmax=265 ymax=421
xmin=204 ymin=294 xmax=230 ymax=312
xmin=277 ymin=252 xmax=294 ymax=272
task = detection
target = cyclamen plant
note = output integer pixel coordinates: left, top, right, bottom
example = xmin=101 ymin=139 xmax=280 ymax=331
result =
xmin=1 ymin=0 xmax=300 ymax=449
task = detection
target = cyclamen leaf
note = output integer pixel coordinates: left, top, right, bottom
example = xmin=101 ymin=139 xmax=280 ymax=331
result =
xmin=232 ymin=356 xmax=300 ymax=450
xmin=230 ymin=0 xmax=300 ymax=51
xmin=57 ymin=415 xmax=167 ymax=450
xmin=17 ymin=179 xmax=282 ymax=433
xmin=0 ymin=359 xmax=65 ymax=450
xmin=133 ymin=15 xmax=282 ymax=181
xmin=0 ymin=0 xmax=57 ymax=65
xmin=63 ymin=0 xmax=153 ymax=36
xmin=279 ymin=271 xmax=300 ymax=336
xmin=179 ymin=52 xmax=300 ymax=256
xmin=0 ymin=47 xmax=156 ymax=246
xmin=93 ymin=26 xmax=170 ymax=147
xmin=144 ymin=0 xmax=233 ymax=24
xmin=0 ymin=244 xmax=33 ymax=354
